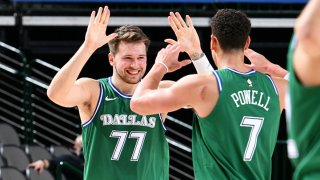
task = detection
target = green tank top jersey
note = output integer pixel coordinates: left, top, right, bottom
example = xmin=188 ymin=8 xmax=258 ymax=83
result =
xmin=81 ymin=77 xmax=169 ymax=180
xmin=286 ymin=36 xmax=320 ymax=180
xmin=193 ymin=68 xmax=280 ymax=180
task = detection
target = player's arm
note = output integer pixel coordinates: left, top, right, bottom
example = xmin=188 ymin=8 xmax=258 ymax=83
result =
xmin=159 ymin=80 xmax=175 ymax=89
xmin=131 ymin=43 xmax=190 ymax=114
xmin=131 ymin=43 xmax=217 ymax=117
xmin=293 ymin=0 xmax=320 ymax=86
xmin=244 ymin=48 xmax=288 ymax=79
xmin=132 ymin=73 xmax=207 ymax=115
xmin=47 ymin=6 xmax=117 ymax=107
xmin=271 ymin=77 xmax=288 ymax=112
xmin=166 ymin=12 xmax=214 ymax=74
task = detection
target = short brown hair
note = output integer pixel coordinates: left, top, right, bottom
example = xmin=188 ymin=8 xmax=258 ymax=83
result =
xmin=108 ymin=25 xmax=151 ymax=54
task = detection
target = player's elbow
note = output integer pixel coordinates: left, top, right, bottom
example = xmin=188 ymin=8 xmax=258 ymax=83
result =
xmin=47 ymin=86 xmax=57 ymax=102
xmin=295 ymin=21 xmax=318 ymax=47
xmin=47 ymin=86 xmax=68 ymax=107
xmin=130 ymin=98 xmax=148 ymax=115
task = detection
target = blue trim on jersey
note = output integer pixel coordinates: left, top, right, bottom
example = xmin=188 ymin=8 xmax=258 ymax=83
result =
xmin=82 ymin=83 xmax=104 ymax=128
xmin=266 ymin=75 xmax=279 ymax=96
xmin=159 ymin=114 xmax=167 ymax=131
xmin=212 ymin=70 xmax=222 ymax=93
xmin=108 ymin=77 xmax=132 ymax=99
xmin=225 ymin=67 xmax=256 ymax=75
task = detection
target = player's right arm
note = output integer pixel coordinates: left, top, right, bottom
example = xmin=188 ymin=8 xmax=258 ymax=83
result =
xmin=47 ymin=6 xmax=117 ymax=108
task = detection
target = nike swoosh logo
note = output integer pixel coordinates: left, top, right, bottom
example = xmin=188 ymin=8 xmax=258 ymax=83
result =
xmin=105 ymin=96 xmax=117 ymax=101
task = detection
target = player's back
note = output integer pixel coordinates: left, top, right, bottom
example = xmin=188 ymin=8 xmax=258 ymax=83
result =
xmin=82 ymin=77 xmax=169 ymax=180
xmin=193 ymin=68 xmax=280 ymax=180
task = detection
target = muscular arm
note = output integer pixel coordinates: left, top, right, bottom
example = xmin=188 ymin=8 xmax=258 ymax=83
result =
xmin=293 ymin=0 xmax=320 ymax=86
xmin=47 ymin=44 xmax=97 ymax=107
xmin=47 ymin=6 xmax=117 ymax=108
xmin=131 ymin=44 xmax=218 ymax=118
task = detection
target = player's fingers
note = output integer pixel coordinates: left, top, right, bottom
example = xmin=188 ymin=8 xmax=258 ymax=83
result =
xmin=244 ymin=48 xmax=256 ymax=57
xmin=175 ymin=12 xmax=187 ymax=28
xmin=168 ymin=14 xmax=178 ymax=32
xmin=164 ymin=39 xmax=177 ymax=45
xmin=88 ymin=11 xmax=95 ymax=28
xmin=170 ymin=12 xmax=183 ymax=29
xmin=100 ymin=6 xmax=108 ymax=24
xmin=103 ymin=6 xmax=111 ymax=25
xmin=180 ymin=59 xmax=192 ymax=67
xmin=186 ymin=15 xmax=194 ymax=28
xmin=94 ymin=7 xmax=103 ymax=24
xmin=105 ymin=33 xmax=118 ymax=42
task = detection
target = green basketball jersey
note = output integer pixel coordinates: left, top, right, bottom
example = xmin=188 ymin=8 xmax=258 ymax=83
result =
xmin=286 ymin=36 xmax=320 ymax=180
xmin=82 ymin=77 xmax=169 ymax=180
xmin=193 ymin=68 xmax=280 ymax=180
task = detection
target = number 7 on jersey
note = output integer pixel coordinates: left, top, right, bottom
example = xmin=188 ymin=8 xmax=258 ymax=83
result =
xmin=240 ymin=116 xmax=264 ymax=161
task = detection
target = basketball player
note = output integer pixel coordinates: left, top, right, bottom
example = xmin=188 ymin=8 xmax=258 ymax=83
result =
xmin=131 ymin=9 xmax=287 ymax=179
xmin=286 ymin=0 xmax=320 ymax=179
xmin=47 ymin=6 xmax=210 ymax=180
xmin=47 ymin=6 xmax=171 ymax=180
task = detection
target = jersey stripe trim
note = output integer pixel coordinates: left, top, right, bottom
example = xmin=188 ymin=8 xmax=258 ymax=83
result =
xmin=266 ymin=75 xmax=279 ymax=96
xmin=212 ymin=70 xmax=222 ymax=93
xmin=159 ymin=114 xmax=167 ymax=131
xmin=82 ymin=83 xmax=104 ymax=128
xmin=108 ymin=77 xmax=132 ymax=99
xmin=225 ymin=67 xmax=256 ymax=75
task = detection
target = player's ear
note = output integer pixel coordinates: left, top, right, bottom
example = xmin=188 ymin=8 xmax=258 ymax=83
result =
xmin=244 ymin=36 xmax=251 ymax=50
xmin=210 ymin=35 xmax=218 ymax=50
xmin=108 ymin=52 xmax=114 ymax=66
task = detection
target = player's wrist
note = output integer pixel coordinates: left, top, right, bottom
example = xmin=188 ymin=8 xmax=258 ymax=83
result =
xmin=189 ymin=51 xmax=205 ymax=61
xmin=155 ymin=62 xmax=169 ymax=73
xmin=270 ymin=64 xmax=288 ymax=78
xmin=192 ymin=54 xmax=214 ymax=74
xmin=82 ymin=42 xmax=97 ymax=54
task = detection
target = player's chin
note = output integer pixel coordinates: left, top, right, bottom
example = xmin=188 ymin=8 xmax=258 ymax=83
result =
xmin=125 ymin=76 xmax=142 ymax=84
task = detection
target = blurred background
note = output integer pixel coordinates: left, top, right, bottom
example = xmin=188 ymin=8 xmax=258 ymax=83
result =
xmin=0 ymin=0 xmax=306 ymax=179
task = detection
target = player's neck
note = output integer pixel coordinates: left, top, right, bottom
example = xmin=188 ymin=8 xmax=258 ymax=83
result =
xmin=111 ymin=76 xmax=138 ymax=96
xmin=217 ymin=52 xmax=251 ymax=72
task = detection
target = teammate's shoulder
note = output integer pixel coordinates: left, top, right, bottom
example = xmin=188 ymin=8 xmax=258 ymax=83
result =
xmin=178 ymin=72 xmax=214 ymax=84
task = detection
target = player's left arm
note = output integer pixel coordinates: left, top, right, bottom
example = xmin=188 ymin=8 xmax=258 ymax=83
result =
xmin=272 ymin=77 xmax=288 ymax=112
xmin=244 ymin=48 xmax=288 ymax=79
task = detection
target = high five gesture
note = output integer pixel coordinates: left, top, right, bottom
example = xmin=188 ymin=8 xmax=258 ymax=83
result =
xmin=84 ymin=6 xmax=117 ymax=52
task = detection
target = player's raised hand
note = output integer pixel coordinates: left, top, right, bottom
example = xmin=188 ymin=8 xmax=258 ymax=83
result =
xmin=84 ymin=6 xmax=118 ymax=52
xmin=165 ymin=12 xmax=202 ymax=57
xmin=245 ymin=48 xmax=287 ymax=78
xmin=155 ymin=44 xmax=191 ymax=73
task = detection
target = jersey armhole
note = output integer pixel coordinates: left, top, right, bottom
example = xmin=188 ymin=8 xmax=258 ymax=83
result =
xmin=266 ymin=75 xmax=279 ymax=96
xmin=159 ymin=114 xmax=167 ymax=131
xmin=212 ymin=70 xmax=223 ymax=94
xmin=82 ymin=82 xmax=104 ymax=128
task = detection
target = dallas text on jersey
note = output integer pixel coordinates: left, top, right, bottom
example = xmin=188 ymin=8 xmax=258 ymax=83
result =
xmin=100 ymin=114 xmax=156 ymax=128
